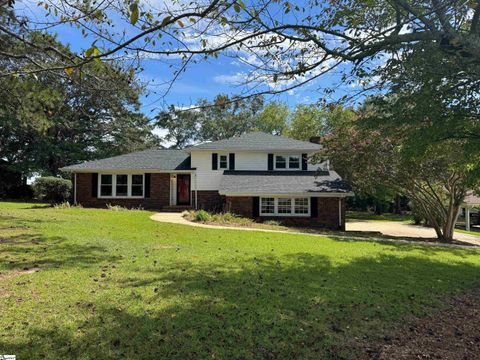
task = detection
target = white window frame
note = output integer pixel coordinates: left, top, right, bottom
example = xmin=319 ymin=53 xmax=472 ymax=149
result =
xmin=218 ymin=154 xmax=229 ymax=169
xmin=274 ymin=154 xmax=302 ymax=170
xmin=259 ymin=197 xmax=310 ymax=217
xmin=98 ymin=173 xmax=145 ymax=198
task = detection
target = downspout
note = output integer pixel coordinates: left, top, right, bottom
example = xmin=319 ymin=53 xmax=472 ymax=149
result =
xmin=194 ymin=172 xmax=198 ymax=210
xmin=338 ymin=197 xmax=342 ymax=229
xmin=73 ymin=173 xmax=77 ymax=205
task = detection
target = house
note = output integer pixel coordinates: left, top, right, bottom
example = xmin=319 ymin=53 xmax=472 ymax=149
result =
xmin=457 ymin=192 xmax=480 ymax=231
xmin=61 ymin=132 xmax=353 ymax=229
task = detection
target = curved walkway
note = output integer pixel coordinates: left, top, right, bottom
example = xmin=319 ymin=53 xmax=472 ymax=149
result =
xmin=150 ymin=212 xmax=480 ymax=248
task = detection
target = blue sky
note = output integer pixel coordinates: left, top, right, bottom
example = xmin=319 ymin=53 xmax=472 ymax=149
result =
xmin=17 ymin=0 xmax=364 ymax=119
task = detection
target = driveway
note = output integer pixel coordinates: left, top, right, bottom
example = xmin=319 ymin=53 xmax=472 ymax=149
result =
xmin=151 ymin=212 xmax=480 ymax=247
xmin=347 ymin=221 xmax=480 ymax=246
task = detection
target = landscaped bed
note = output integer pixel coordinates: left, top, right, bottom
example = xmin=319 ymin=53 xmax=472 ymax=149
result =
xmin=1 ymin=202 xmax=480 ymax=359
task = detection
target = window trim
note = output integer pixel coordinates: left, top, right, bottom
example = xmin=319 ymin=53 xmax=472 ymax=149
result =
xmin=259 ymin=197 xmax=310 ymax=217
xmin=98 ymin=173 xmax=145 ymax=199
xmin=218 ymin=154 xmax=229 ymax=170
xmin=274 ymin=154 xmax=302 ymax=170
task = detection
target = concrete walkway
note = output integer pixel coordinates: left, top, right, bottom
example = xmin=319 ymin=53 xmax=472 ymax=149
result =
xmin=347 ymin=221 xmax=480 ymax=246
xmin=150 ymin=212 xmax=480 ymax=248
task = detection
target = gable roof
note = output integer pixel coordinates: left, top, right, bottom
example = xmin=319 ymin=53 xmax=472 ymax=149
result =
xmin=219 ymin=170 xmax=352 ymax=195
xmin=60 ymin=149 xmax=191 ymax=172
xmin=188 ymin=132 xmax=322 ymax=152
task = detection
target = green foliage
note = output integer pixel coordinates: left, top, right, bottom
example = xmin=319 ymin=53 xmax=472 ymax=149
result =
xmin=0 ymin=32 xmax=159 ymax=177
xmin=32 ymin=177 xmax=72 ymax=204
xmin=256 ymin=102 xmax=289 ymax=135
xmin=193 ymin=209 xmax=212 ymax=222
xmin=1 ymin=202 xmax=480 ymax=358
xmin=287 ymin=104 xmax=328 ymax=141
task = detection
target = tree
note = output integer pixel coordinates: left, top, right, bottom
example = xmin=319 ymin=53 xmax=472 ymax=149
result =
xmin=156 ymin=94 xmax=270 ymax=146
xmin=256 ymin=102 xmax=289 ymax=135
xmin=321 ymin=113 xmax=479 ymax=242
xmin=287 ymin=105 xmax=326 ymax=141
xmin=0 ymin=33 xmax=158 ymax=177
xmin=3 ymin=0 xmax=479 ymax=101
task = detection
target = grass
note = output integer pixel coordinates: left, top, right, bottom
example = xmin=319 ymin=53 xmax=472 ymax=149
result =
xmin=455 ymin=227 xmax=480 ymax=237
xmin=0 ymin=202 xmax=479 ymax=359
xmin=346 ymin=211 xmax=414 ymax=223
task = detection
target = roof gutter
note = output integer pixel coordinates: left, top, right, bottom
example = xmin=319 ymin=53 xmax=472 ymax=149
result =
xmin=219 ymin=191 xmax=355 ymax=197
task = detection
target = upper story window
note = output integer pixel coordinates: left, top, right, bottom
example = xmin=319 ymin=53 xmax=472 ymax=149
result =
xmin=99 ymin=174 xmax=144 ymax=198
xmin=219 ymin=154 xmax=228 ymax=169
xmin=275 ymin=155 xmax=301 ymax=170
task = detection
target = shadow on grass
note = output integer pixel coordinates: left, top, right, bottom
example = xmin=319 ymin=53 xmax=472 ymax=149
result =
xmin=1 ymin=250 xmax=479 ymax=359
xmin=0 ymin=232 xmax=121 ymax=271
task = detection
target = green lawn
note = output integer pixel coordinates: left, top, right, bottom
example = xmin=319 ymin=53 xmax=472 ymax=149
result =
xmin=346 ymin=210 xmax=413 ymax=222
xmin=0 ymin=202 xmax=479 ymax=359
xmin=456 ymin=228 xmax=480 ymax=237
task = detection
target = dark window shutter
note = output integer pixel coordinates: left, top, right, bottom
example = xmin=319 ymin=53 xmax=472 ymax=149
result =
xmin=212 ymin=153 xmax=218 ymax=170
xmin=229 ymin=153 xmax=235 ymax=170
xmin=268 ymin=154 xmax=274 ymax=170
xmin=302 ymin=153 xmax=308 ymax=170
xmin=311 ymin=197 xmax=318 ymax=218
xmin=91 ymin=173 xmax=98 ymax=197
xmin=252 ymin=197 xmax=260 ymax=217
xmin=145 ymin=173 xmax=151 ymax=198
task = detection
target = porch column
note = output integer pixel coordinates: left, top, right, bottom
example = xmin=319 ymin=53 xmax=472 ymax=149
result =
xmin=466 ymin=207 xmax=471 ymax=231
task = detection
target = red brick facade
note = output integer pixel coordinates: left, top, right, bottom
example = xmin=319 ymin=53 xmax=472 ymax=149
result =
xmin=75 ymin=173 xmax=345 ymax=229
xmin=75 ymin=173 xmax=170 ymax=209
xmin=225 ymin=196 xmax=253 ymax=218
xmin=195 ymin=191 xmax=225 ymax=212
xmin=225 ymin=196 xmax=346 ymax=230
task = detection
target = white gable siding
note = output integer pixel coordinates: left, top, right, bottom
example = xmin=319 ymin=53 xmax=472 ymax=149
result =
xmin=191 ymin=150 xmax=329 ymax=190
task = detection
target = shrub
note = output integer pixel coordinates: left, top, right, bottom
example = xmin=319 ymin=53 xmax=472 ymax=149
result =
xmin=263 ymin=220 xmax=281 ymax=226
xmin=32 ymin=177 xmax=72 ymax=204
xmin=194 ymin=210 xmax=212 ymax=222
xmin=54 ymin=201 xmax=82 ymax=209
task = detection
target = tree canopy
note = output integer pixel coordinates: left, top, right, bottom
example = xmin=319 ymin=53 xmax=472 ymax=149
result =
xmin=0 ymin=31 xmax=158 ymax=177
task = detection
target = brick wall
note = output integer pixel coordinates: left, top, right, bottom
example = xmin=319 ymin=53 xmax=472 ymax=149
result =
xmin=195 ymin=190 xmax=224 ymax=212
xmin=225 ymin=196 xmax=346 ymax=230
xmin=225 ymin=196 xmax=253 ymax=218
xmin=75 ymin=173 xmax=170 ymax=209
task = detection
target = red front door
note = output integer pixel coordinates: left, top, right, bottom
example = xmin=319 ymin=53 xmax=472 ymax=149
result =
xmin=176 ymin=174 xmax=191 ymax=205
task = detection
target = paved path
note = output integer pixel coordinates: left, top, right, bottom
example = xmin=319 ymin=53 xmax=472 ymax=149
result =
xmin=347 ymin=221 xmax=480 ymax=246
xmin=150 ymin=212 xmax=480 ymax=248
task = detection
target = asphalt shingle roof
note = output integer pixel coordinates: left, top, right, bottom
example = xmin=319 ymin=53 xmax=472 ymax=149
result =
xmin=188 ymin=132 xmax=322 ymax=151
xmin=60 ymin=149 xmax=191 ymax=172
xmin=219 ymin=170 xmax=352 ymax=194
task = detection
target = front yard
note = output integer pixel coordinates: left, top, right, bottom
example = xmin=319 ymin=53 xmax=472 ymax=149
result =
xmin=1 ymin=202 xmax=480 ymax=359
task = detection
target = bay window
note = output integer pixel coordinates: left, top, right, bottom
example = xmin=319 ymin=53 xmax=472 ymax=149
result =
xmin=98 ymin=174 xmax=144 ymax=198
xmin=260 ymin=197 xmax=310 ymax=216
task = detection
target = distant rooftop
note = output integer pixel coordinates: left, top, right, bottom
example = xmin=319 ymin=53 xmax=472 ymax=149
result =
xmin=60 ymin=149 xmax=191 ymax=172
xmin=188 ymin=132 xmax=322 ymax=152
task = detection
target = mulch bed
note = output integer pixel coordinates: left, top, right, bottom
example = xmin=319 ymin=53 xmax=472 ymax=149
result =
xmin=358 ymin=288 xmax=480 ymax=359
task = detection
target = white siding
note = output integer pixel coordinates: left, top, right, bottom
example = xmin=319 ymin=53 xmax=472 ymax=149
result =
xmin=191 ymin=150 xmax=329 ymax=190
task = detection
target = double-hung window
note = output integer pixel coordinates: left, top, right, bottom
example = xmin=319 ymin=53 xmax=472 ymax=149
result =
xmin=98 ymin=174 xmax=144 ymax=198
xmin=260 ymin=197 xmax=310 ymax=216
xmin=219 ymin=155 xmax=228 ymax=169
xmin=100 ymin=174 xmax=113 ymax=197
xmin=275 ymin=155 xmax=301 ymax=170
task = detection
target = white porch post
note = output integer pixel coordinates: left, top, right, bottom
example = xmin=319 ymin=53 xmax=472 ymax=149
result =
xmin=466 ymin=207 xmax=471 ymax=231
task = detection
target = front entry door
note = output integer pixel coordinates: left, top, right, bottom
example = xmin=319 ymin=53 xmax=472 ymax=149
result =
xmin=176 ymin=174 xmax=191 ymax=205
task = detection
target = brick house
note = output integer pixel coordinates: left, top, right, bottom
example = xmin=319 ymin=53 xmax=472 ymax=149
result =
xmin=61 ymin=132 xmax=353 ymax=229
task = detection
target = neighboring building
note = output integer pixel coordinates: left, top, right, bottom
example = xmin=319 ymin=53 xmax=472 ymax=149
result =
xmin=458 ymin=192 xmax=480 ymax=231
xmin=61 ymin=132 xmax=353 ymax=229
